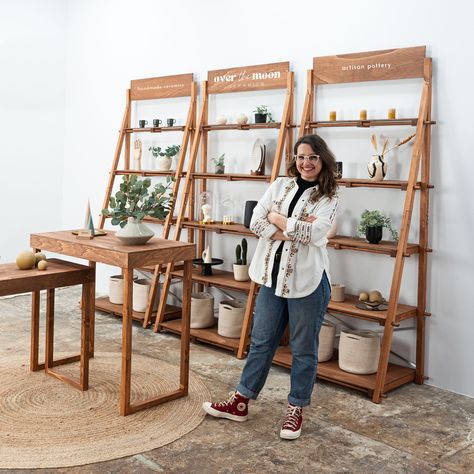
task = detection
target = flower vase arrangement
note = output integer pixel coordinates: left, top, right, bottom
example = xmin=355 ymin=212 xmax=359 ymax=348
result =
xmin=211 ymin=153 xmax=225 ymax=174
xmin=368 ymin=132 xmax=416 ymax=181
xmin=149 ymin=144 xmax=180 ymax=171
xmin=253 ymin=105 xmax=274 ymax=124
xmin=357 ymin=210 xmax=399 ymax=244
xmin=102 ymin=175 xmax=174 ymax=245
xmin=233 ymin=238 xmax=249 ymax=281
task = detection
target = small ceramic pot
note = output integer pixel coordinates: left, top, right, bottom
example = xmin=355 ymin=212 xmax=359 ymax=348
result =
xmin=318 ymin=320 xmax=336 ymax=362
xmin=215 ymin=115 xmax=227 ymax=125
xmin=155 ymin=156 xmax=172 ymax=171
xmin=233 ymin=264 xmax=249 ymax=282
xmin=338 ymin=330 xmax=381 ymax=374
xmin=254 ymin=113 xmax=267 ymax=124
xmin=218 ymin=299 xmax=246 ymax=338
xmin=116 ymin=217 xmax=154 ymax=245
xmin=236 ymin=113 xmax=249 ymax=125
xmin=367 ymin=155 xmax=387 ymax=181
xmin=366 ymin=225 xmax=383 ymax=244
xmin=215 ymin=165 xmax=225 ymax=174
xmin=330 ymin=283 xmax=345 ymax=302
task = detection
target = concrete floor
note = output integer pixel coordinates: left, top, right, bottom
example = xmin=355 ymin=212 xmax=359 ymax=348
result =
xmin=0 ymin=287 xmax=472 ymax=473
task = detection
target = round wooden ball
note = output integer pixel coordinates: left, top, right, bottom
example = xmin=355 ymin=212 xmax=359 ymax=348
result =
xmin=37 ymin=260 xmax=48 ymax=271
xmin=16 ymin=251 xmax=36 ymax=270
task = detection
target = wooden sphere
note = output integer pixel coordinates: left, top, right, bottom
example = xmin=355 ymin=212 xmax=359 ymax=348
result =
xmin=16 ymin=251 xmax=36 ymax=270
xmin=37 ymin=260 xmax=48 ymax=271
xmin=35 ymin=252 xmax=46 ymax=265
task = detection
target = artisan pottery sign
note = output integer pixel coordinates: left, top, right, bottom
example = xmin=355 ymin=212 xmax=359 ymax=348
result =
xmin=131 ymin=73 xmax=193 ymax=100
xmin=208 ymin=62 xmax=289 ymax=93
xmin=313 ymin=46 xmax=426 ymax=84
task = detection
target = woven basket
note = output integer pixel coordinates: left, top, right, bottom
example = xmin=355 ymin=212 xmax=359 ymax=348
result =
xmin=191 ymin=292 xmax=215 ymax=329
xmin=133 ymin=279 xmax=159 ymax=313
xmin=318 ymin=320 xmax=336 ymax=362
xmin=218 ymin=299 xmax=246 ymax=338
xmin=338 ymin=329 xmax=380 ymax=374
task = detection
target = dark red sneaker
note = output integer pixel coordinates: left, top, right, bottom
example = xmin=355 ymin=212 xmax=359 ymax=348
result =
xmin=202 ymin=391 xmax=249 ymax=422
xmin=280 ymin=404 xmax=303 ymax=439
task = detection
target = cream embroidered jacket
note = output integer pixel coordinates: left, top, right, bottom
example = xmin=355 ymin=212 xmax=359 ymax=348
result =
xmin=249 ymin=177 xmax=339 ymax=298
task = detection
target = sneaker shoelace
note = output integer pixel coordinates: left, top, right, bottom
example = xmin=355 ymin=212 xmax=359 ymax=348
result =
xmin=283 ymin=405 xmax=302 ymax=430
xmin=214 ymin=391 xmax=238 ymax=408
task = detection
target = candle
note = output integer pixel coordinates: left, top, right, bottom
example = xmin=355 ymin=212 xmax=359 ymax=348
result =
xmin=360 ymin=109 xmax=367 ymax=121
xmin=329 ymin=111 xmax=337 ymax=121
xmin=388 ymin=108 xmax=396 ymax=120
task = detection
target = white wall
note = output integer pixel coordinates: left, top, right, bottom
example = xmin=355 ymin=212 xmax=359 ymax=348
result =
xmin=0 ymin=0 xmax=67 ymax=260
xmin=3 ymin=0 xmax=473 ymax=397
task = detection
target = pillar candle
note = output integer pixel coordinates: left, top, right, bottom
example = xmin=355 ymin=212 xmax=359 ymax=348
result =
xmin=388 ymin=108 xmax=396 ymax=120
xmin=329 ymin=111 xmax=337 ymax=121
xmin=360 ymin=110 xmax=367 ymax=120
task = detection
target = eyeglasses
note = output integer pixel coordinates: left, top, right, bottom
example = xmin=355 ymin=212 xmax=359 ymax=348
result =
xmin=293 ymin=154 xmax=320 ymax=164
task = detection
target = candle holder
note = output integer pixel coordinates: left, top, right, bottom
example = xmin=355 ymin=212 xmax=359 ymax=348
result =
xmin=360 ymin=110 xmax=367 ymax=121
xmin=388 ymin=108 xmax=396 ymax=120
xmin=329 ymin=111 xmax=337 ymax=121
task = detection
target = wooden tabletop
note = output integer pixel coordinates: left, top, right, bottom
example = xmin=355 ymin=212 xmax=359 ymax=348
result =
xmin=30 ymin=231 xmax=196 ymax=268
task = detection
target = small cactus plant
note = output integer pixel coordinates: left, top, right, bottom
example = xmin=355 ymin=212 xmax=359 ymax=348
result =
xmin=235 ymin=238 xmax=248 ymax=265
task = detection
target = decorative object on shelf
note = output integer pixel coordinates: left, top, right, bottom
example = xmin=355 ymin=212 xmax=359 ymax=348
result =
xmin=244 ymin=200 xmax=258 ymax=228
xmin=250 ymin=139 xmax=265 ymax=175
xmin=253 ymin=105 xmax=273 ymax=124
xmin=133 ymin=278 xmax=159 ymax=313
xmin=236 ymin=113 xmax=249 ymax=125
xmin=16 ymin=251 xmax=36 ymax=270
xmin=102 ymin=175 xmax=174 ymax=244
xmin=388 ymin=108 xmax=396 ymax=119
xmin=360 ymin=109 xmax=368 ymax=120
xmin=356 ymin=290 xmax=388 ymax=310
xmin=330 ymin=283 xmax=345 ymax=302
xmin=335 ymin=161 xmax=343 ymax=179
xmin=191 ymin=292 xmax=215 ymax=328
xmin=166 ymin=118 xmax=176 ymax=127
xmin=357 ymin=209 xmax=399 ymax=243
xmin=134 ymin=139 xmax=142 ymax=171
xmin=221 ymin=198 xmax=235 ymax=225
xmin=233 ymin=238 xmax=250 ymax=282
xmin=329 ymin=111 xmax=337 ymax=121
xmin=153 ymin=119 xmax=162 ymax=127
xmin=34 ymin=252 xmax=46 ymax=266
xmin=318 ymin=320 xmax=336 ymax=362
xmin=37 ymin=260 xmax=48 ymax=271
xmin=192 ymin=256 xmax=224 ymax=276
xmin=338 ymin=330 xmax=381 ymax=375
xmin=202 ymin=246 xmax=212 ymax=264
xmin=149 ymin=144 xmax=180 ymax=171
xmin=218 ymin=299 xmax=246 ymax=338
xmin=211 ymin=153 xmax=225 ymax=174
xmin=139 ymin=119 xmax=148 ymax=128
xmin=215 ymin=115 xmax=227 ymax=125
xmin=199 ymin=191 xmax=214 ymax=224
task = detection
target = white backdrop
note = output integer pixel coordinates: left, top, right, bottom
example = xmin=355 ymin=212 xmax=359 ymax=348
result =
xmin=1 ymin=0 xmax=473 ymax=397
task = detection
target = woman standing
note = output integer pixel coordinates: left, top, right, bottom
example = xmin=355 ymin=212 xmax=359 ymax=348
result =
xmin=203 ymin=134 xmax=339 ymax=440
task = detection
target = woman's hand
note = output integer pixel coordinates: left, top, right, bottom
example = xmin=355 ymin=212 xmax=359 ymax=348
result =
xmin=304 ymin=215 xmax=317 ymax=223
xmin=267 ymin=211 xmax=288 ymax=231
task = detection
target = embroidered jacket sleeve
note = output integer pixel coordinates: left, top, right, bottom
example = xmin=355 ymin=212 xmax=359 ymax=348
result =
xmin=249 ymin=180 xmax=280 ymax=240
xmin=286 ymin=194 xmax=339 ymax=245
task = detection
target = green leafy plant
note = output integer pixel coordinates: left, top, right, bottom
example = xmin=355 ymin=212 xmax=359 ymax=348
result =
xmin=149 ymin=144 xmax=180 ymax=158
xmin=235 ymin=238 xmax=248 ymax=265
xmin=211 ymin=153 xmax=225 ymax=167
xmin=357 ymin=210 xmax=399 ymax=241
xmin=253 ymin=105 xmax=274 ymax=122
xmin=101 ymin=175 xmax=174 ymax=227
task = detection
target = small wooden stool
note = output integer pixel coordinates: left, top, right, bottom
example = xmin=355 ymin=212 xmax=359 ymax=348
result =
xmin=0 ymin=258 xmax=95 ymax=390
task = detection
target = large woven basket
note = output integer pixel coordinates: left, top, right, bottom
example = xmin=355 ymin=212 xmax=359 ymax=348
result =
xmin=318 ymin=320 xmax=336 ymax=362
xmin=338 ymin=329 xmax=380 ymax=374
xmin=191 ymin=292 xmax=215 ymax=329
xmin=218 ymin=299 xmax=246 ymax=338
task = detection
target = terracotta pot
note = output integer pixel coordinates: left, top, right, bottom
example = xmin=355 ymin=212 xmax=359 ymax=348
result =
xmin=218 ymin=299 xmax=246 ymax=338
xmin=318 ymin=320 xmax=336 ymax=362
xmin=133 ymin=278 xmax=159 ymax=313
xmin=338 ymin=330 xmax=380 ymax=374
xmin=233 ymin=264 xmax=249 ymax=282
xmin=191 ymin=292 xmax=215 ymax=329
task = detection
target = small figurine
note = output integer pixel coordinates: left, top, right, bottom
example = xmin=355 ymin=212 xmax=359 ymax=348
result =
xmin=134 ymin=139 xmax=142 ymax=171
xmin=201 ymin=204 xmax=213 ymax=223
xmin=202 ymin=246 xmax=212 ymax=263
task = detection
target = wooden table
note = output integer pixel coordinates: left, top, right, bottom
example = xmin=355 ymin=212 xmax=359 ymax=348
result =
xmin=30 ymin=230 xmax=195 ymax=416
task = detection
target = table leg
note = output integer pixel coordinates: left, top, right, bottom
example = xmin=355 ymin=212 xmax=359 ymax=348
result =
xmin=45 ymin=288 xmax=55 ymax=369
xmin=80 ymin=282 xmax=91 ymax=390
xmin=88 ymin=261 xmax=96 ymax=357
xmin=120 ymin=267 xmax=134 ymax=416
xmin=30 ymin=291 xmax=41 ymax=371
xmin=180 ymin=259 xmax=192 ymax=394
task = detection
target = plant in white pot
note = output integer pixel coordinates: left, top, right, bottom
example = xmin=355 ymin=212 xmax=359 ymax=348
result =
xmin=101 ymin=175 xmax=174 ymax=245
xmin=149 ymin=144 xmax=180 ymax=171
xmin=233 ymin=238 xmax=249 ymax=281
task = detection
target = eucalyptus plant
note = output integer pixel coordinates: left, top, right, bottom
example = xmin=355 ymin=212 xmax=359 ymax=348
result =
xmin=148 ymin=144 xmax=180 ymax=158
xmin=357 ymin=209 xmax=399 ymax=241
xmin=102 ymin=175 xmax=174 ymax=227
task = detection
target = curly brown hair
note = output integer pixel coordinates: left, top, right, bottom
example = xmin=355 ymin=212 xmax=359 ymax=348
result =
xmin=287 ymin=134 xmax=338 ymax=202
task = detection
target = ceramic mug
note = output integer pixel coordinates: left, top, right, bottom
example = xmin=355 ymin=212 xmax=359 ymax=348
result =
xmin=139 ymin=119 xmax=148 ymax=128
xmin=153 ymin=119 xmax=162 ymax=127
xmin=167 ymin=118 xmax=176 ymax=127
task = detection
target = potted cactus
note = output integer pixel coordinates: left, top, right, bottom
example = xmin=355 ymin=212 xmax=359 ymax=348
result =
xmin=233 ymin=238 xmax=250 ymax=281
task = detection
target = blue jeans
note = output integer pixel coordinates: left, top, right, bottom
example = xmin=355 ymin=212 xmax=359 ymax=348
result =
xmin=236 ymin=270 xmax=330 ymax=407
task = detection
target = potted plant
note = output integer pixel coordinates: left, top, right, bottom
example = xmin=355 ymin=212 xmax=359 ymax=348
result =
xmin=253 ymin=105 xmax=274 ymax=124
xmin=357 ymin=209 xmax=399 ymax=244
xmin=101 ymin=175 xmax=174 ymax=245
xmin=211 ymin=153 xmax=225 ymax=174
xmin=149 ymin=144 xmax=180 ymax=171
xmin=233 ymin=238 xmax=249 ymax=281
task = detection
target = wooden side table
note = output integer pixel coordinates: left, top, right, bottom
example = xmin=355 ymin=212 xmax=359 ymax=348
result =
xmin=30 ymin=230 xmax=195 ymax=416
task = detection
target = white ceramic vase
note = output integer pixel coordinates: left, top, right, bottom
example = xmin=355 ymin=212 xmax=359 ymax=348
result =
xmin=133 ymin=278 xmax=159 ymax=313
xmin=232 ymin=264 xmax=249 ymax=282
xmin=236 ymin=113 xmax=249 ymax=125
xmin=155 ymin=156 xmax=172 ymax=171
xmin=318 ymin=320 xmax=336 ymax=362
xmin=116 ymin=217 xmax=154 ymax=245
xmin=190 ymin=292 xmax=215 ymax=329
xmin=338 ymin=329 xmax=381 ymax=374
xmin=367 ymin=155 xmax=387 ymax=181
xmin=218 ymin=299 xmax=246 ymax=338
xmin=215 ymin=115 xmax=227 ymax=125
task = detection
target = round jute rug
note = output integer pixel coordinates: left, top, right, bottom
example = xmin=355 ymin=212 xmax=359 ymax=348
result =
xmin=0 ymin=352 xmax=211 ymax=469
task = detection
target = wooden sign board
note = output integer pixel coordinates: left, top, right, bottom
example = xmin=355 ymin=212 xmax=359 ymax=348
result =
xmin=207 ymin=62 xmax=290 ymax=94
xmin=130 ymin=73 xmax=193 ymax=100
xmin=313 ymin=46 xmax=426 ymax=84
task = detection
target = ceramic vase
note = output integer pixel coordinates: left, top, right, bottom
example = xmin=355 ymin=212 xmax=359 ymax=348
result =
xmin=233 ymin=264 xmax=249 ymax=282
xmin=244 ymin=201 xmax=258 ymax=228
xmin=218 ymin=299 xmax=246 ymax=338
xmin=215 ymin=115 xmax=227 ymax=125
xmin=116 ymin=217 xmax=154 ymax=245
xmin=318 ymin=320 xmax=336 ymax=362
xmin=367 ymin=155 xmax=387 ymax=181
xmin=191 ymin=292 xmax=215 ymax=329
xmin=236 ymin=113 xmax=249 ymax=125
xmin=338 ymin=329 xmax=380 ymax=374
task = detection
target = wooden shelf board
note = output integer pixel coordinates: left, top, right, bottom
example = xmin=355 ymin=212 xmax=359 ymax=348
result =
xmin=309 ymin=118 xmax=423 ymax=128
xmin=138 ymin=262 xmax=184 ymax=273
xmin=191 ymin=172 xmax=271 ymax=182
xmin=124 ymin=126 xmax=186 ymax=133
xmin=328 ymin=235 xmax=419 ymax=257
xmin=95 ymin=296 xmax=181 ymax=323
xmin=182 ymin=220 xmax=255 ymax=237
xmin=171 ymin=267 xmax=252 ymax=292
xmin=337 ymin=178 xmax=425 ymax=190
xmin=203 ymin=122 xmax=282 ymax=131
xmin=159 ymin=317 xmax=241 ymax=351
xmin=114 ymin=169 xmax=185 ymax=177
xmin=272 ymin=346 xmax=415 ymax=394
xmin=328 ymin=294 xmax=416 ymax=323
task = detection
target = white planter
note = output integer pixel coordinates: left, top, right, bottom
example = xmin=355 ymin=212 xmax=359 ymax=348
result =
xmin=116 ymin=217 xmax=154 ymax=245
xmin=191 ymin=292 xmax=215 ymax=329
xmin=233 ymin=264 xmax=249 ymax=282
xmin=133 ymin=278 xmax=159 ymax=313
xmin=108 ymin=274 xmax=138 ymax=304
xmin=318 ymin=320 xmax=336 ymax=362
xmin=218 ymin=299 xmax=246 ymax=338
xmin=338 ymin=330 xmax=381 ymax=374
xmin=155 ymin=156 xmax=172 ymax=171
